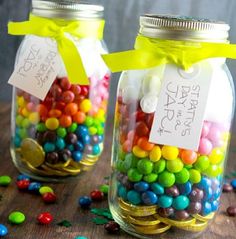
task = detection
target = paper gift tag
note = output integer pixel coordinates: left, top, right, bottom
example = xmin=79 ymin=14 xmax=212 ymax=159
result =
xmin=149 ymin=62 xmax=213 ymax=150
xmin=8 ymin=35 xmax=61 ymax=100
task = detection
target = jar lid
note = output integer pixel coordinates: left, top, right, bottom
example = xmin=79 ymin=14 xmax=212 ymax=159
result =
xmin=32 ymin=0 xmax=104 ymax=19
xmin=139 ymin=14 xmax=230 ymax=42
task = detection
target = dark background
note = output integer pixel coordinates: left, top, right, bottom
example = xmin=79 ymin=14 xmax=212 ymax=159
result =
xmin=1 ymin=0 xmax=236 ymax=115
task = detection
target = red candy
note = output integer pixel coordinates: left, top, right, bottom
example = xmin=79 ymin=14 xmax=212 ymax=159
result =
xmin=17 ymin=179 xmax=30 ymax=190
xmin=135 ymin=122 xmax=149 ymax=137
xmin=62 ymin=91 xmax=75 ymax=103
xmin=42 ymin=192 xmax=57 ymax=203
xmin=59 ymin=77 xmax=71 ymax=90
xmin=37 ymin=212 xmax=53 ymax=224
xmin=90 ymin=190 xmax=104 ymax=201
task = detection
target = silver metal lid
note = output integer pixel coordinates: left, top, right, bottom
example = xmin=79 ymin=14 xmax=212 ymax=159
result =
xmin=32 ymin=0 xmax=104 ymax=19
xmin=140 ymin=14 xmax=230 ymax=42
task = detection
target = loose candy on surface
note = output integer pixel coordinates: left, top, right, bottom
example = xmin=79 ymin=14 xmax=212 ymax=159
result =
xmin=42 ymin=192 xmax=57 ymax=203
xmin=104 ymin=221 xmax=120 ymax=234
xmin=79 ymin=196 xmax=92 ymax=208
xmin=37 ymin=212 xmax=53 ymax=225
xmin=0 ymin=224 xmax=8 ymax=237
xmin=226 ymin=206 xmax=236 ymax=217
xmin=90 ymin=190 xmax=104 ymax=201
xmin=0 ymin=176 xmax=11 ymax=186
xmin=8 ymin=211 xmax=26 ymax=224
xmin=39 ymin=186 xmax=54 ymax=195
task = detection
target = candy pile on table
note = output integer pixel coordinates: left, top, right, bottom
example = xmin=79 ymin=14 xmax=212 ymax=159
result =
xmin=13 ymin=74 xmax=110 ymax=177
xmin=113 ymin=70 xmax=231 ymax=233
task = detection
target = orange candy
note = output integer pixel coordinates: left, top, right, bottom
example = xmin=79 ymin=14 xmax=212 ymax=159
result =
xmin=73 ymin=111 xmax=86 ymax=124
xmin=181 ymin=150 xmax=198 ymax=165
xmin=37 ymin=104 xmax=48 ymax=118
xmin=59 ymin=114 xmax=72 ymax=127
xmin=127 ymin=130 xmax=138 ymax=145
xmin=137 ymin=137 xmax=154 ymax=151
xmin=48 ymin=109 xmax=62 ymax=118
xmin=64 ymin=103 xmax=78 ymax=116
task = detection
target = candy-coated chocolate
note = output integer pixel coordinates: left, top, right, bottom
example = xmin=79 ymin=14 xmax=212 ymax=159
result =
xmin=158 ymin=195 xmax=173 ymax=208
xmin=162 ymin=146 xmax=179 ymax=160
xmin=0 ymin=176 xmax=11 ymax=186
xmin=17 ymin=179 xmax=30 ymax=190
xmin=37 ymin=212 xmax=53 ymax=224
xmin=8 ymin=211 xmax=25 ymax=224
xmin=90 ymin=190 xmax=104 ymax=201
xmin=172 ymin=195 xmax=190 ymax=210
xmin=141 ymin=191 xmax=158 ymax=205
xmin=104 ymin=221 xmax=120 ymax=234
xmin=127 ymin=190 xmax=141 ymax=205
xmin=28 ymin=182 xmax=41 ymax=193
xmin=0 ymin=224 xmax=8 ymax=237
xmin=79 ymin=196 xmax=92 ymax=208
xmin=42 ymin=192 xmax=57 ymax=203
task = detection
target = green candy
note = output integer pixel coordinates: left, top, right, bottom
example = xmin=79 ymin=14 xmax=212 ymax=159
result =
xmin=175 ymin=168 xmax=190 ymax=184
xmin=0 ymin=175 xmax=11 ymax=186
xmin=21 ymin=118 xmax=30 ymax=128
xmin=9 ymin=211 xmax=25 ymax=224
xmin=18 ymin=128 xmax=28 ymax=139
xmin=194 ymin=156 xmax=210 ymax=172
xmin=85 ymin=116 xmax=94 ymax=127
xmin=203 ymin=165 xmax=221 ymax=177
xmin=158 ymin=171 xmax=175 ymax=187
xmin=99 ymin=184 xmax=109 ymax=194
xmin=123 ymin=154 xmax=139 ymax=171
xmin=166 ymin=158 xmax=183 ymax=173
xmin=97 ymin=126 xmax=104 ymax=135
xmin=137 ymin=159 xmax=153 ymax=175
xmin=128 ymin=168 xmax=143 ymax=182
xmin=36 ymin=122 xmax=47 ymax=132
xmin=57 ymin=127 xmax=67 ymax=138
xmin=16 ymin=115 xmax=24 ymax=126
xmin=143 ymin=173 xmax=158 ymax=183
xmin=153 ymin=159 xmax=166 ymax=174
xmin=88 ymin=127 xmax=97 ymax=135
xmin=118 ymin=149 xmax=126 ymax=161
xmin=67 ymin=123 xmax=77 ymax=133
xmin=189 ymin=169 xmax=201 ymax=183
xmin=116 ymin=160 xmax=126 ymax=173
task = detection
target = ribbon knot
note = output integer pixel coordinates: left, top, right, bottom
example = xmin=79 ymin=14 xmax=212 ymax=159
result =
xmin=8 ymin=14 xmax=105 ymax=85
xmin=102 ymin=35 xmax=236 ymax=73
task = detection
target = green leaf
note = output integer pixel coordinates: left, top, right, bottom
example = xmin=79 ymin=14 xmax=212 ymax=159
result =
xmin=57 ymin=220 xmax=72 ymax=227
xmin=92 ymin=217 xmax=109 ymax=225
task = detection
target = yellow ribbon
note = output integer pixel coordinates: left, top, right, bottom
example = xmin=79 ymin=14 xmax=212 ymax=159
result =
xmin=8 ymin=14 xmax=105 ymax=85
xmin=102 ymin=35 xmax=236 ymax=72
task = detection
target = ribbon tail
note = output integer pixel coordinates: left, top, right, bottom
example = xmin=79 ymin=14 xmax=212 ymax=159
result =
xmin=102 ymin=50 xmax=166 ymax=72
xmin=58 ymin=38 xmax=89 ymax=85
xmin=8 ymin=22 xmax=33 ymax=35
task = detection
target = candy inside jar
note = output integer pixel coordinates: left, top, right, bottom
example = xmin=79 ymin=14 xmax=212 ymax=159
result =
xmin=12 ymin=73 xmax=110 ymax=180
xmin=109 ymin=61 xmax=234 ymax=237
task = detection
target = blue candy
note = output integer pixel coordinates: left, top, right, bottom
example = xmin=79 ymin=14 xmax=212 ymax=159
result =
xmin=203 ymin=187 xmax=213 ymax=201
xmin=211 ymin=200 xmax=219 ymax=211
xmin=72 ymin=151 xmax=83 ymax=162
xmin=141 ymin=191 xmax=158 ymax=205
xmin=134 ymin=181 xmax=149 ymax=192
xmin=14 ymin=136 xmax=21 ymax=147
xmin=0 ymin=224 xmax=8 ymax=237
xmin=76 ymin=125 xmax=89 ymax=137
xmin=81 ymin=135 xmax=90 ymax=144
xmin=43 ymin=142 xmax=56 ymax=152
xmin=118 ymin=185 xmax=127 ymax=200
xmin=231 ymin=179 xmax=236 ymax=189
xmin=56 ymin=137 xmax=65 ymax=150
xmin=92 ymin=145 xmax=101 ymax=155
xmin=150 ymin=183 xmax=164 ymax=195
xmin=172 ymin=195 xmax=190 ymax=210
xmin=197 ymin=176 xmax=211 ymax=190
xmin=97 ymin=135 xmax=103 ymax=143
xmin=17 ymin=174 xmax=30 ymax=181
xmin=158 ymin=195 xmax=173 ymax=208
xmin=79 ymin=196 xmax=92 ymax=208
xmin=74 ymin=237 xmax=88 ymax=239
xmin=212 ymin=187 xmax=221 ymax=200
xmin=201 ymin=201 xmax=212 ymax=215
xmin=74 ymin=141 xmax=84 ymax=152
xmin=178 ymin=182 xmax=192 ymax=195
xmin=66 ymin=144 xmax=75 ymax=152
xmin=127 ymin=190 xmax=141 ymax=205
xmin=28 ymin=182 xmax=41 ymax=193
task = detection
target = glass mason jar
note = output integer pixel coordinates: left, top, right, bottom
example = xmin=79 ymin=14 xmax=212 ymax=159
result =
xmin=10 ymin=0 xmax=110 ymax=181
xmin=109 ymin=15 xmax=235 ymax=238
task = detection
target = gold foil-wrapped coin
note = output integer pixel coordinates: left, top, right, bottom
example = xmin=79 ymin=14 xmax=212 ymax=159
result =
xmin=21 ymin=138 xmax=45 ymax=167
xmin=154 ymin=214 xmax=196 ymax=227
xmin=193 ymin=213 xmax=215 ymax=222
xmin=133 ymin=223 xmax=171 ymax=234
xmin=177 ymin=220 xmax=208 ymax=232
xmin=126 ymin=215 xmax=160 ymax=226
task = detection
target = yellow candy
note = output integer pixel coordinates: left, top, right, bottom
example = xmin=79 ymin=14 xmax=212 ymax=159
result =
xmin=80 ymin=99 xmax=92 ymax=113
xmin=222 ymin=132 xmax=230 ymax=142
xmin=150 ymin=146 xmax=162 ymax=162
xmin=133 ymin=146 xmax=149 ymax=158
xmin=45 ymin=117 xmax=59 ymax=130
xmin=29 ymin=112 xmax=40 ymax=124
xmin=162 ymin=145 xmax=179 ymax=160
xmin=89 ymin=126 xmax=97 ymax=135
xmin=209 ymin=147 xmax=224 ymax=164
xmin=96 ymin=109 xmax=105 ymax=118
xmin=39 ymin=186 xmax=54 ymax=195
xmin=17 ymin=96 xmax=26 ymax=107
xmin=21 ymin=107 xmax=30 ymax=117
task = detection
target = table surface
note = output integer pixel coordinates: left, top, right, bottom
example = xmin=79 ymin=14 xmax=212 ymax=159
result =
xmin=0 ymin=102 xmax=236 ymax=239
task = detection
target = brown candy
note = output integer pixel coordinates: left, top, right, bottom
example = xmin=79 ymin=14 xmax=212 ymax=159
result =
xmin=227 ymin=206 xmax=236 ymax=217
xmin=157 ymin=207 xmax=174 ymax=218
xmin=165 ymin=185 xmax=180 ymax=197
xmin=189 ymin=188 xmax=204 ymax=202
xmin=104 ymin=221 xmax=120 ymax=234
xmin=175 ymin=210 xmax=190 ymax=220
xmin=187 ymin=202 xmax=202 ymax=214
xmin=223 ymin=183 xmax=233 ymax=193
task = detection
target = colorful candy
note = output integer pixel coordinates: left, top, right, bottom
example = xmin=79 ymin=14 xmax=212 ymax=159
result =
xmin=37 ymin=212 xmax=53 ymax=224
xmin=104 ymin=221 xmax=120 ymax=234
xmin=79 ymin=196 xmax=92 ymax=208
xmin=0 ymin=176 xmax=11 ymax=186
xmin=0 ymin=224 xmax=8 ymax=237
xmin=8 ymin=211 xmax=26 ymax=224
xmin=90 ymin=190 xmax=104 ymax=201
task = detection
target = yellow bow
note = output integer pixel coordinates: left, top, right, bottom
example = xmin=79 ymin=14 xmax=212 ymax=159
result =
xmin=102 ymin=35 xmax=236 ymax=72
xmin=8 ymin=14 xmax=105 ymax=85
